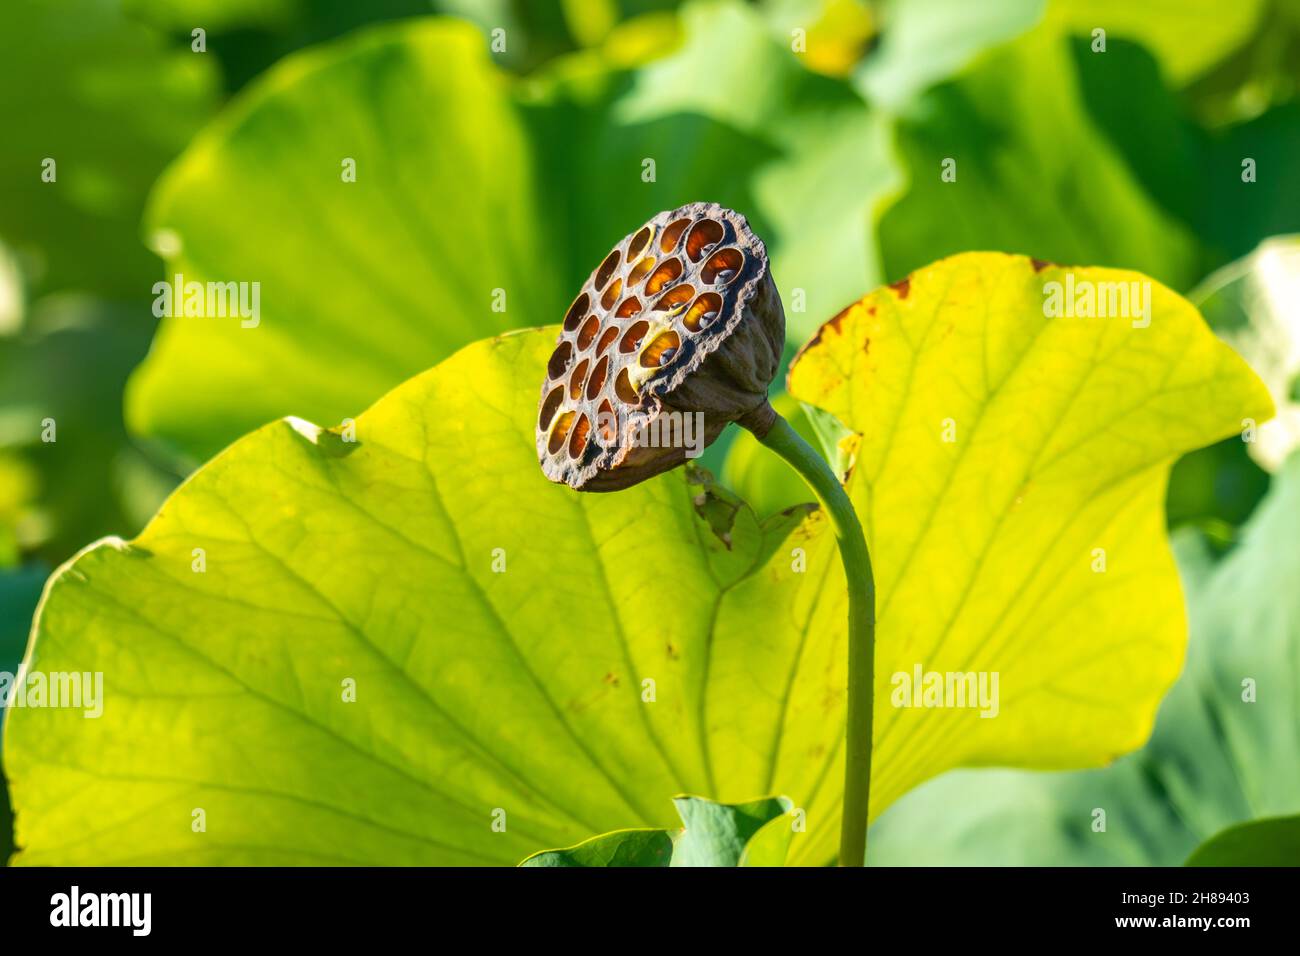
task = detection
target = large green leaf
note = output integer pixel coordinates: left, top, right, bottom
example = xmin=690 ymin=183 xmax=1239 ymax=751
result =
xmin=1068 ymin=38 xmax=1300 ymax=269
xmin=874 ymin=19 xmax=1203 ymax=292
xmin=6 ymin=254 xmax=1268 ymax=865
xmin=865 ymin=9 xmax=1300 ymax=291
xmin=854 ymin=0 xmax=1044 ymax=110
xmin=128 ymin=4 xmax=899 ymax=461
xmin=869 ymin=450 xmax=1300 ymax=866
xmin=784 ymin=255 xmax=1269 ymax=853
xmin=1200 ymin=104 xmax=1300 ymax=263
xmin=1047 ymin=0 xmax=1266 ymax=87
xmin=0 ymin=0 xmax=217 ymax=298
xmin=129 ymin=18 xmax=559 ymax=463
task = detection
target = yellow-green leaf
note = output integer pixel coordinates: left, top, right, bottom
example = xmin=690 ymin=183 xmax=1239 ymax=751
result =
xmin=5 ymin=254 xmax=1269 ymax=866
xmin=785 ymin=252 xmax=1273 ymax=847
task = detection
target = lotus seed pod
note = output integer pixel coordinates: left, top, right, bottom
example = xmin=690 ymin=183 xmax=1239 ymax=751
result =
xmin=537 ymin=202 xmax=785 ymax=491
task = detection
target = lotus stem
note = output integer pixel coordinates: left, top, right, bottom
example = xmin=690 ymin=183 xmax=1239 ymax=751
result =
xmin=743 ymin=406 xmax=876 ymax=866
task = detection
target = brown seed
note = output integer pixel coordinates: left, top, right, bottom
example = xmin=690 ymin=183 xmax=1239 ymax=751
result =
xmin=563 ymin=293 xmax=588 ymax=332
xmin=685 ymin=220 xmax=724 ymax=262
xmin=660 ymin=218 xmax=691 ymax=253
xmin=627 ymin=225 xmax=654 ymax=260
xmin=645 ymin=259 xmax=683 ymax=296
xmin=595 ymin=249 xmax=620 ymax=290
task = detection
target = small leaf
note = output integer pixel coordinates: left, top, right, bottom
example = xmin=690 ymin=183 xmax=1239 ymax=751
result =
xmin=520 ymin=829 xmax=674 ymax=868
xmin=670 ymin=795 xmax=793 ymax=867
xmin=738 ymin=809 xmax=799 ymax=867
xmin=1185 ymin=816 xmax=1300 ymax=866
xmin=721 ymin=394 xmax=821 ymax=518
xmin=519 ymin=795 xmax=794 ymax=867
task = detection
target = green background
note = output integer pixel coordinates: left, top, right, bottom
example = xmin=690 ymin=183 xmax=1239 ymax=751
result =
xmin=2 ymin=0 xmax=1299 ymax=865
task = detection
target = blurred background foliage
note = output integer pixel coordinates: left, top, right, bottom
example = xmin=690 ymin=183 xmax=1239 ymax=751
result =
xmin=1 ymin=0 xmax=1298 ymax=864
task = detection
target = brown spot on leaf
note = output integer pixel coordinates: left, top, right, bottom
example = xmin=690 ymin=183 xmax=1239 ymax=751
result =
xmin=888 ymin=277 xmax=911 ymax=298
xmin=1031 ymin=258 xmax=1052 ymax=273
xmin=603 ymin=672 xmax=620 ymax=687
xmin=792 ymin=300 xmax=858 ymax=366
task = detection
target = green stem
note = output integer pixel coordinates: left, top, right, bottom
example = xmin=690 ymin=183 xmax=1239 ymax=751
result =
xmin=743 ymin=406 xmax=876 ymax=866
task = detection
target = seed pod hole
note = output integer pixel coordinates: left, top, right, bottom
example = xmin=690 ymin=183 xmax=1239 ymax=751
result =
xmin=685 ymin=219 xmax=724 ymax=262
xmin=595 ymin=249 xmax=621 ymax=291
xmin=586 ymin=355 xmax=610 ymax=399
xmin=653 ymin=283 xmax=695 ymax=314
xmin=600 ymin=277 xmax=623 ymax=312
xmin=645 ymin=259 xmax=683 ymax=296
xmin=563 ymin=293 xmax=589 ymax=332
xmin=701 ymin=247 xmax=744 ymax=285
xmin=615 ymin=367 xmax=639 ymax=403
xmin=577 ymin=314 xmax=600 ymax=350
xmin=660 ymin=218 xmax=691 ymax=254
xmin=683 ymin=292 xmax=722 ymax=332
xmin=567 ymin=414 xmax=591 ymax=459
xmin=619 ymin=320 xmax=649 ymax=354
xmin=615 ymin=296 xmax=643 ymax=319
xmin=539 ymin=385 xmax=565 ymax=431
xmin=639 ymin=330 xmax=682 ymax=368
xmin=547 ymin=340 xmax=573 ymax=379
xmin=627 ymin=225 xmax=654 ymax=260
xmin=597 ymin=399 xmax=617 ymax=444
xmin=569 ymin=358 xmax=590 ymax=400
xmin=548 ymin=410 xmax=576 ymax=454
xmin=628 ymin=256 xmax=656 ymax=287
xmin=595 ymin=325 xmax=619 ymax=356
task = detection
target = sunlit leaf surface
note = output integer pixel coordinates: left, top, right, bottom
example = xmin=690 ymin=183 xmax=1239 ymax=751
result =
xmin=6 ymin=254 xmax=1268 ymax=865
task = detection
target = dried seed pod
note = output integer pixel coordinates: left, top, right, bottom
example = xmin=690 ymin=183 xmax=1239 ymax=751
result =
xmin=537 ymin=202 xmax=785 ymax=491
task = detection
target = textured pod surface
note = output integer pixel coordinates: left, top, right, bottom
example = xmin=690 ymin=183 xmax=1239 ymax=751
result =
xmin=536 ymin=202 xmax=784 ymax=491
